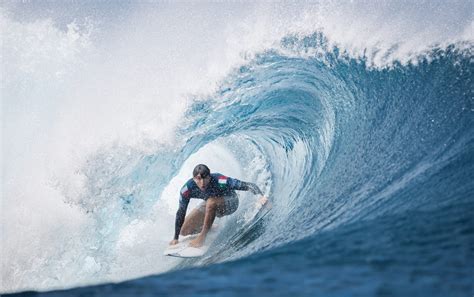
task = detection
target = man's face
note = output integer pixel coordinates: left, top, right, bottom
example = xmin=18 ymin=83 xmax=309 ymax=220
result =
xmin=193 ymin=174 xmax=211 ymax=191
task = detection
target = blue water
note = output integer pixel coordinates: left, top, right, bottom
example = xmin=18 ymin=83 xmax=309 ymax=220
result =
xmin=6 ymin=32 xmax=473 ymax=296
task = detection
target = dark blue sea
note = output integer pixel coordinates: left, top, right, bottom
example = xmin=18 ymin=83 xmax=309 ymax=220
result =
xmin=2 ymin=2 xmax=473 ymax=297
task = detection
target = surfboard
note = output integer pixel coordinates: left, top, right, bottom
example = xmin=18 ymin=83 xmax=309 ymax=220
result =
xmin=163 ymin=228 xmax=218 ymax=258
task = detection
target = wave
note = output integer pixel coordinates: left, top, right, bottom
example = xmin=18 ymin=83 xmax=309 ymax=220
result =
xmin=2 ymin=2 xmax=473 ymax=294
xmin=171 ymin=38 xmax=473 ymax=264
xmin=41 ymin=35 xmax=474 ymax=291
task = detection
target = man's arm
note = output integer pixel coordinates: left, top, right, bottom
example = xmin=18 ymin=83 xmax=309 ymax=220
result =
xmin=173 ymin=203 xmax=188 ymax=240
xmin=227 ymin=177 xmax=263 ymax=195
xmin=173 ymin=186 xmax=191 ymax=241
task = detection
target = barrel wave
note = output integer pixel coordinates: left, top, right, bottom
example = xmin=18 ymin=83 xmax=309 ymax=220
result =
xmin=46 ymin=36 xmax=473 ymax=296
xmin=174 ymin=38 xmax=474 ymax=278
xmin=2 ymin=5 xmax=473 ymax=297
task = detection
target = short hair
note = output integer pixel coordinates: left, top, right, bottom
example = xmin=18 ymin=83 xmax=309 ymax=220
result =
xmin=193 ymin=164 xmax=210 ymax=178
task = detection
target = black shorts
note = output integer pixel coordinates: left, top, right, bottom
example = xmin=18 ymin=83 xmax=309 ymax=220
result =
xmin=198 ymin=193 xmax=239 ymax=217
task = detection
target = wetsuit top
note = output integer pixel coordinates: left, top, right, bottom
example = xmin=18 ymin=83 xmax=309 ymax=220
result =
xmin=174 ymin=173 xmax=250 ymax=240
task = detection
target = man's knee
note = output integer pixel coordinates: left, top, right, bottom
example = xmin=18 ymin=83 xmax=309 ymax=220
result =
xmin=206 ymin=197 xmax=223 ymax=210
xmin=206 ymin=198 xmax=217 ymax=209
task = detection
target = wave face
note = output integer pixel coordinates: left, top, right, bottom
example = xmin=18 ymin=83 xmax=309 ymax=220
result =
xmin=2 ymin=2 xmax=473 ymax=296
xmin=168 ymin=39 xmax=474 ymax=294
xmin=14 ymin=37 xmax=474 ymax=297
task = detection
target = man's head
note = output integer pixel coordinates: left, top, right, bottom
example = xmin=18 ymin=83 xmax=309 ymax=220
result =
xmin=193 ymin=164 xmax=211 ymax=190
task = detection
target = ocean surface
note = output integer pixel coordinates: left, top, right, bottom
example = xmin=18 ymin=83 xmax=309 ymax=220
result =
xmin=2 ymin=1 xmax=473 ymax=297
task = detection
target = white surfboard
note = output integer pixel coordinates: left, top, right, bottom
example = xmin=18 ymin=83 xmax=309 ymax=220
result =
xmin=163 ymin=227 xmax=218 ymax=258
xmin=165 ymin=245 xmax=208 ymax=258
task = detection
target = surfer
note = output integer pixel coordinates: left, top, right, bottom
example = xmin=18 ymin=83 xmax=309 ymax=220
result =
xmin=169 ymin=164 xmax=266 ymax=248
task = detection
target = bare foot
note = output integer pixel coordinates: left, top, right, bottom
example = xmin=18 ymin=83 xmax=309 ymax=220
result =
xmin=189 ymin=236 xmax=205 ymax=248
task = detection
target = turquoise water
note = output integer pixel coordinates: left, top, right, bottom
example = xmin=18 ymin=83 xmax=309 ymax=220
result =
xmin=3 ymin=2 xmax=473 ymax=296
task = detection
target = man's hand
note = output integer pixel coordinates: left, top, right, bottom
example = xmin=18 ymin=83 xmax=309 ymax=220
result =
xmin=169 ymin=239 xmax=179 ymax=246
xmin=256 ymin=196 xmax=272 ymax=209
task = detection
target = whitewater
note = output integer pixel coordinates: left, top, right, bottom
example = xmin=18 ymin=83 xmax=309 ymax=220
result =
xmin=1 ymin=1 xmax=473 ymax=296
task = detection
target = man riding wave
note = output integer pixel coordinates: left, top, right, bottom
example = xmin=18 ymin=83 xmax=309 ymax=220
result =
xmin=170 ymin=164 xmax=267 ymax=248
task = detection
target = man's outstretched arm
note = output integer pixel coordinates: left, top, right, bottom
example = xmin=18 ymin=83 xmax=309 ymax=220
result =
xmin=227 ymin=177 xmax=263 ymax=195
xmin=244 ymin=182 xmax=263 ymax=195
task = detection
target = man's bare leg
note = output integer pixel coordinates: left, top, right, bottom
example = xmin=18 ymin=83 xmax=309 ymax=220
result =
xmin=180 ymin=207 xmax=205 ymax=236
xmin=189 ymin=197 xmax=225 ymax=247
